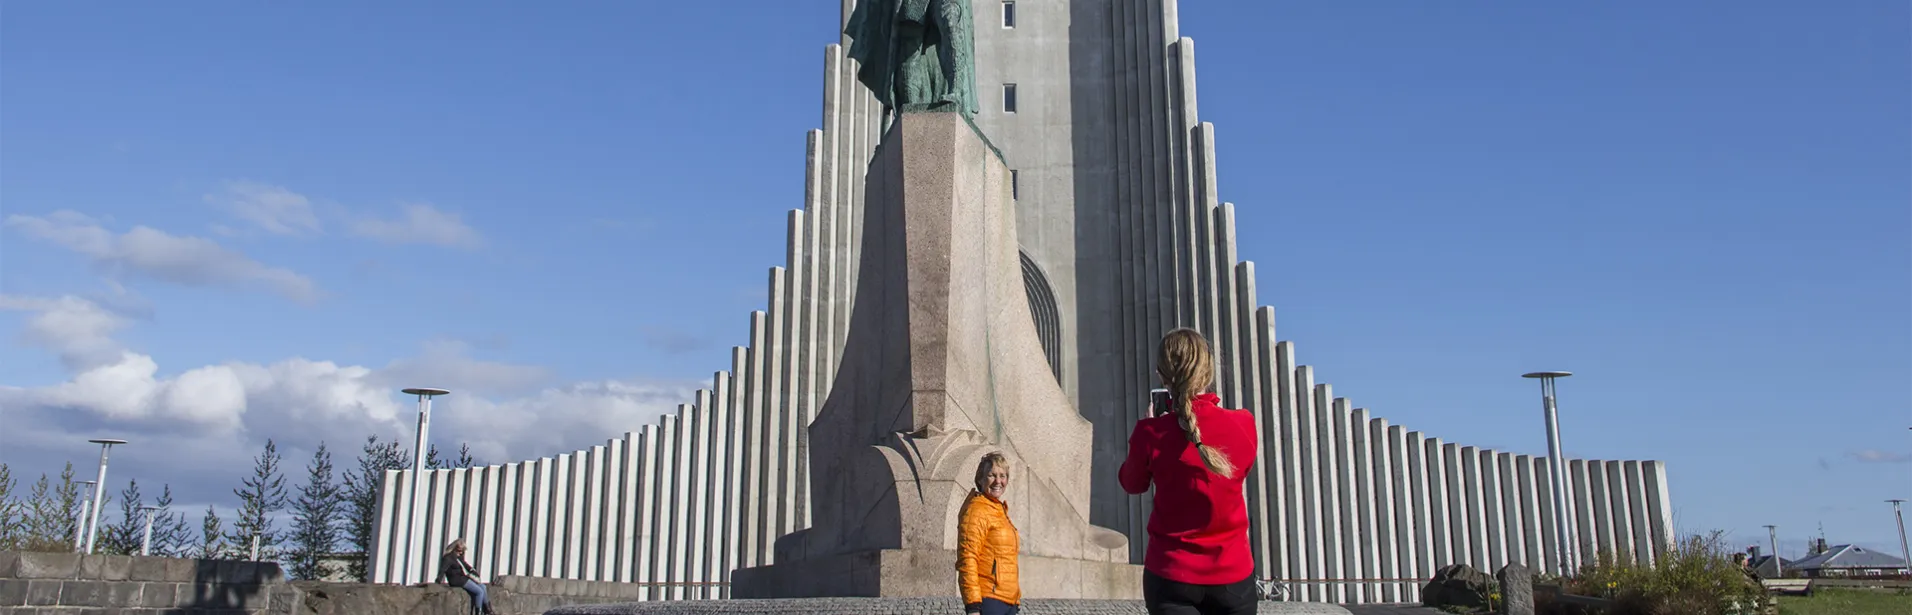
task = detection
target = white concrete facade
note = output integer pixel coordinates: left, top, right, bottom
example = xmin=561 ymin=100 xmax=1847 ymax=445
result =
xmin=370 ymin=1 xmax=1677 ymax=603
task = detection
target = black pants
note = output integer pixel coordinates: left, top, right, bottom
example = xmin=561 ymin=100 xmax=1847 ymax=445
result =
xmin=1142 ymin=570 xmax=1258 ymax=615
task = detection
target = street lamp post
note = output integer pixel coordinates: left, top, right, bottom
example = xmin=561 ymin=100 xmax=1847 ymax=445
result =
xmin=1524 ymin=371 xmax=1577 ymax=576
xmin=399 ymin=387 xmax=449 ymax=585
xmin=1889 ymin=500 xmax=1909 ymax=575
xmin=84 ymin=439 xmax=127 ymax=554
xmin=72 ymin=480 xmax=96 ymax=552
xmin=140 ymin=505 xmax=160 ymax=556
xmin=1764 ymin=525 xmax=1782 ymax=577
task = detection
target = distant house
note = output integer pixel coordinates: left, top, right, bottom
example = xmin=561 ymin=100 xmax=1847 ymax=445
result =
xmin=1788 ymin=544 xmax=1909 ymax=577
xmin=1749 ymin=553 xmax=1794 ymax=579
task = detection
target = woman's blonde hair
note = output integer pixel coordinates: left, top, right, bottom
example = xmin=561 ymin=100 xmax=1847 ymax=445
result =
xmin=1157 ymin=328 xmax=1235 ymax=478
xmin=973 ymin=452 xmax=1010 ymax=493
xmin=443 ymin=537 xmax=465 ymax=557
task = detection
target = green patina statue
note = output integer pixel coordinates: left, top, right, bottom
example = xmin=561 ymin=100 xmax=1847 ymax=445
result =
xmin=844 ymin=0 xmax=979 ymax=117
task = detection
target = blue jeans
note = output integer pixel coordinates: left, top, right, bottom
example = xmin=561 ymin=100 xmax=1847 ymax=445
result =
xmin=978 ymin=598 xmax=1019 ymax=615
xmin=461 ymin=579 xmax=490 ymax=614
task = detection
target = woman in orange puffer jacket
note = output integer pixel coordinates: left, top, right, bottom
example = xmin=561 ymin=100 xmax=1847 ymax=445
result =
xmin=956 ymin=452 xmax=1020 ymax=615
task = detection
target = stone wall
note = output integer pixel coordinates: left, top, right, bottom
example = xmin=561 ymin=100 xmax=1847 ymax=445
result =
xmin=0 ymin=550 xmax=296 ymax=613
xmin=0 ymin=551 xmax=652 ymax=615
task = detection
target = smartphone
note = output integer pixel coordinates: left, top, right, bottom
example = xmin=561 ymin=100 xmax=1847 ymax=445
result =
xmin=1149 ymin=388 xmax=1173 ymax=417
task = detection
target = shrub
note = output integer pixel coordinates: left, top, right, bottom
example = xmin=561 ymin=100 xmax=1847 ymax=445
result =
xmin=1563 ymin=531 xmax=1769 ymax=615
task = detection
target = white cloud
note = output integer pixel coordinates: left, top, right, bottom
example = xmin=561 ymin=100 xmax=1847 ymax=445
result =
xmin=205 ymin=181 xmax=321 ymax=235
xmin=0 ymin=295 xmax=698 ymax=507
xmin=1850 ymin=450 xmax=1912 ymax=464
xmin=6 ymin=211 xmax=320 ymax=303
xmin=0 ymin=294 xmax=130 ymax=371
xmin=349 ymin=203 xmax=483 ymax=249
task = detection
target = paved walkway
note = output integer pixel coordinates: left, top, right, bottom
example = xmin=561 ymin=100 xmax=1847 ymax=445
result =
xmin=549 ymin=598 xmax=1444 ymax=615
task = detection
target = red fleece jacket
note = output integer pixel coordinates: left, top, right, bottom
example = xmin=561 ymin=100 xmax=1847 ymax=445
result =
xmin=1118 ymin=392 xmax=1259 ymax=585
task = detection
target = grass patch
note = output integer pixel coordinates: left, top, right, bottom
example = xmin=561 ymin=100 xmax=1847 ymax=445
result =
xmin=1777 ymin=588 xmax=1912 ymax=615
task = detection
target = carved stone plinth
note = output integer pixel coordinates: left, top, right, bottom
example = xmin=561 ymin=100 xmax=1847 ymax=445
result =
xmin=729 ymin=112 xmax=1136 ymax=598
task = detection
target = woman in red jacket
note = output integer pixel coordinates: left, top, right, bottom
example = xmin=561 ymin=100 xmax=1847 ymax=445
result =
xmin=1119 ymin=328 xmax=1260 ymax=615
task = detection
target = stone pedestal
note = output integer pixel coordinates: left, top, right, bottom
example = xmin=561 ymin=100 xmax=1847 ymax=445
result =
xmin=730 ymin=112 xmax=1139 ymax=598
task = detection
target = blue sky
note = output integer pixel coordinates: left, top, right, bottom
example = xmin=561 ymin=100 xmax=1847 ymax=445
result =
xmin=2 ymin=1 xmax=1906 ymax=559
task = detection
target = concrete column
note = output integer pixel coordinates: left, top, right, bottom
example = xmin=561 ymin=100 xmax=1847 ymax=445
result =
xmin=473 ymin=466 xmax=497 ymax=580
xmin=371 ymin=469 xmax=400 ymax=583
xmin=1389 ymin=426 xmax=1422 ymax=603
xmin=633 ymin=426 xmax=658 ymax=598
xmin=425 ymin=469 xmax=451 ymax=582
xmin=1368 ymin=417 xmax=1399 ymax=602
xmin=1587 ymin=460 xmax=1617 ymax=561
xmin=580 ymin=445 xmax=605 ymax=581
xmin=1424 ymin=439 xmax=1453 ymax=568
xmin=1603 ymin=460 xmax=1633 ymax=564
xmin=495 ymin=463 xmax=520 ymax=578
xmin=740 ymin=312 xmax=770 ymax=569
xmin=1338 ymin=401 xmax=1368 ymax=603
xmin=1349 ymin=410 xmax=1381 ymax=603
xmin=1569 ymin=459 xmax=1598 ymax=564
xmin=617 ymin=435 xmax=641 ymax=583
xmin=1277 ymin=343 xmax=1307 ymax=592
xmin=554 ymin=454 xmax=577 ymax=578
xmin=1625 ymin=461 xmax=1653 ymax=566
xmin=1441 ymin=443 xmax=1470 ymax=567
xmin=706 ymin=375 xmax=734 ymax=598
xmin=597 ymin=439 xmax=623 ymax=582
xmin=1316 ymin=385 xmax=1345 ymax=603
xmin=512 ymin=462 xmax=536 ymax=578
xmin=1476 ymin=452 xmax=1503 ymax=569
xmin=684 ymin=400 xmax=711 ymax=597
xmin=1643 ymin=462 xmax=1675 ymax=562
xmin=1250 ymin=305 xmax=1287 ymax=583
xmin=1497 ymin=453 xmax=1527 ymax=569
xmin=760 ymin=268 xmax=788 ymax=562
xmin=1291 ymin=365 xmax=1324 ymax=601
xmin=528 ymin=458 xmax=551 ymax=577
xmin=1514 ymin=455 xmax=1543 ymax=570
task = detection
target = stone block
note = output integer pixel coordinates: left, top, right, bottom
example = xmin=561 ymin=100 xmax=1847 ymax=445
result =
xmin=0 ymin=551 xmax=18 ymax=578
xmin=78 ymin=555 xmax=132 ymax=581
xmin=1497 ymin=563 xmax=1534 ymax=615
xmin=138 ymin=582 xmax=177 ymax=608
xmin=268 ymin=584 xmax=303 ymax=613
xmin=58 ymin=580 xmax=109 ymax=607
xmin=104 ymin=581 xmax=142 ymax=607
xmin=0 ymin=579 xmax=27 ymax=606
xmin=12 ymin=553 xmax=80 ymax=580
xmin=24 ymin=579 xmax=61 ymax=605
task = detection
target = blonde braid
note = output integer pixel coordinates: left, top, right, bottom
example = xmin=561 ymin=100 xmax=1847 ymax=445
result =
xmin=1157 ymin=328 xmax=1235 ymax=478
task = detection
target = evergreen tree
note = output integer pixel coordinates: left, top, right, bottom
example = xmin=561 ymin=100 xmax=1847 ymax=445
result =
xmin=197 ymin=506 xmax=226 ymax=559
xmin=0 ymin=464 xmax=21 ymax=550
xmin=342 ymin=435 xmax=411 ymax=581
xmin=426 ymin=443 xmax=445 ymax=470
xmin=100 ymin=479 xmax=146 ymax=555
xmin=287 ymin=443 xmax=344 ymax=579
xmin=226 ymin=439 xmax=287 ymax=561
xmin=21 ymin=463 xmax=88 ymax=552
xmin=150 ymin=485 xmax=194 ymax=556
xmin=454 ymin=443 xmax=476 ymax=469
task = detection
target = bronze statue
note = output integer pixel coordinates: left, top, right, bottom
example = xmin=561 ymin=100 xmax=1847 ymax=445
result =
xmin=844 ymin=0 xmax=979 ymax=117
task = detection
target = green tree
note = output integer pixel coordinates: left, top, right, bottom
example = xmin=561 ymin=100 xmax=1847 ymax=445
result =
xmin=150 ymin=485 xmax=194 ymax=556
xmin=197 ymin=505 xmax=226 ymax=559
xmin=21 ymin=463 xmax=89 ymax=552
xmin=454 ymin=443 xmax=477 ymax=469
xmin=100 ymin=479 xmax=148 ymax=555
xmin=0 ymin=464 xmax=22 ymax=550
xmin=226 ymin=439 xmax=287 ymax=561
xmin=286 ymin=443 xmax=344 ymax=579
xmin=342 ymin=435 xmax=411 ymax=581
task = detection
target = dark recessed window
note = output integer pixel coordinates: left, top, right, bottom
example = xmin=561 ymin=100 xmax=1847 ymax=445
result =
xmin=1003 ymin=84 xmax=1017 ymax=113
xmin=1011 ymin=170 xmax=1020 ymax=200
xmin=1002 ymin=2 xmax=1016 ymax=28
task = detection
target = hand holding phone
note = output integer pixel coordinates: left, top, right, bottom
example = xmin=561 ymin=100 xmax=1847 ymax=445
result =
xmin=1149 ymin=388 xmax=1173 ymax=418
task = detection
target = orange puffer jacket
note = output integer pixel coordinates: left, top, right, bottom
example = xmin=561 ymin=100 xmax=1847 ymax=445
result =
xmin=956 ymin=490 xmax=1020 ymax=605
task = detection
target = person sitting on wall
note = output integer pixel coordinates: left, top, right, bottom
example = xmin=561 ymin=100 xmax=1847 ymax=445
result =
xmin=442 ymin=538 xmax=494 ymax=615
xmin=1120 ymin=328 xmax=1261 ymax=615
xmin=956 ymin=452 xmax=1021 ymax=615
